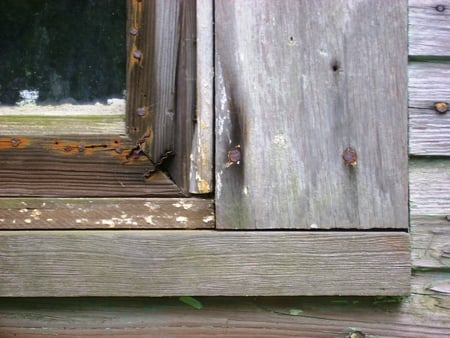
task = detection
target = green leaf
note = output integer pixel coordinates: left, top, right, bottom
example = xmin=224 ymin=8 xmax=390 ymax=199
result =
xmin=179 ymin=296 xmax=203 ymax=310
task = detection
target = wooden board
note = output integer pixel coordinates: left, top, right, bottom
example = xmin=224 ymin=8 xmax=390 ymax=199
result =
xmin=409 ymin=0 xmax=450 ymax=56
xmin=215 ymin=0 xmax=408 ymax=229
xmin=0 ymin=230 xmax=410 ymax=296
xmin=0 ymin=136 xmax=182 ymax=197
xmin=0 ymin=272 xmax=447 ymax=338
xmin=409 ymin=62 xmax=450 ymax=156
xmin=189 ymin=0 xmax=214 ymax=194
xmin=0 ymin=198 xmax=214 ymax=229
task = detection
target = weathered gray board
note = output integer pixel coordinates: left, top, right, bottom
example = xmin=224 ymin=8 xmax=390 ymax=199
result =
xmin=0 ymin=231 xmax=410 ymax=296
xmin=215 ymin=0 xmax=408 ymax=229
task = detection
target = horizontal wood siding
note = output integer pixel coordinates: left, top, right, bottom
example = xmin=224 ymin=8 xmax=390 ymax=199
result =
xmin=409 ymin=0 xmax=450 ymax=56
xmin=0 ymin=231 xmax=409 ymax=297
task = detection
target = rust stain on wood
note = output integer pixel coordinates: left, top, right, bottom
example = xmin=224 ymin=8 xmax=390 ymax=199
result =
xmin=0 ymin=137 xmax=32 ymax=149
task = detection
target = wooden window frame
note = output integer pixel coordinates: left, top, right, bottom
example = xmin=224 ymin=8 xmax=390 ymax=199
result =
xmin=0 ymin=0 xmax=410 ymax=297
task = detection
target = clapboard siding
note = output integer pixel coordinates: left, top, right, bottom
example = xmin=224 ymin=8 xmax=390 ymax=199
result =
xmin=409 ymin=63 xmax=450 ymax=155
xmin=409 ymin=0 xmax=450 ymax=56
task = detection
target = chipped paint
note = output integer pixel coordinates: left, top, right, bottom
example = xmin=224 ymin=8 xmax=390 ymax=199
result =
xmin=176 ymin=216 xmax=188 ymax=223
xmin=24 ymin=219 xmax=32 ymax=224
xmin=144 ymin=215 xmax=156 ymax=225
xmin=202 ymin=215 xmax=214 ymax=224
xmin=173 ymin=201 xmax=193 ymax=210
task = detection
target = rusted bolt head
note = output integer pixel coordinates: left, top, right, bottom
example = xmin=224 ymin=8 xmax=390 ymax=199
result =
xmin=78 ymin=144 xmax=85 ymax=152
xmin=133 ymin=50 xmax=142 ymax=60
xmin=10 ymin=138 xmax=21 ymax=147
xmin=226 ymin=145 xmax=241 ymax=167
xmin=63 ymin=145 xmax=73 ymax=152
xmin=435 ymin=4 xmax=446 ymax=12
xmin=130 ymin=27 xmax=138 ymax=36
xmin=343 ymin=147 xmax=357 ymax=166
xmin=136 ymin=107 xmax=146 ymax=116
xmin=434 ymin=102 xmax=448 ymax=114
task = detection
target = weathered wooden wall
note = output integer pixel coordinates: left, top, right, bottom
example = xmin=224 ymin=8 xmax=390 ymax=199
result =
xmin=0 ymin=0 xmax=449 ymax=336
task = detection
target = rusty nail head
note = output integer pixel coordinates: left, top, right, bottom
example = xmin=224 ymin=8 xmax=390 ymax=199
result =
xmin=11 ymin=138 xmax=21 ymax=147
xmin=63 ymin=145 xmax=72 ymax=152
xmin=130 ymin=27 xmax=138 ymax=35
xmin=226 ymin=145 xmax=241 ymax=167
xmin=115 ymin=146 xmax=123 ymax=154
xmin=434 ymin=102 xmax=448 ymax=114
xmin=133 ymin=50 xmax=142 ymax=60
xmin=78 ymin=144 xmax=85 ymax=152
xmin=136 ymin=107 xmax=146 ymax=116
xmin=435 ymin=4 xmax=446 ymax=12
xmin=343 ymin=147 xmax=357 ymax=166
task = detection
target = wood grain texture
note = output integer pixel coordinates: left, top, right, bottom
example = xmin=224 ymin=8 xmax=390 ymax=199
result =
xmin=0 ymin=272 xmax=448 ymax=337
xmin=0 ymin=230 xmax=410 ymax=296
xmin=0 ymin=136 xmax=182 ymax=197
xmin=170 ymin=0 xmax=196 ymax=193
xmin=409 ymin=62 xmax=450 ymax=155
xmin=126 ymin=0 xmax=180 ymax=160
xmin=409 ymin=0 xmax=450 ymax=56
xmin=189 ymin=0 xmax=214 ymax=194
xmin=0 ymin=198 xmax=214 ymax=229
xmin=215 ymin=0 xmax=408 ymax=229
xmin=411 ymin=215 xmax=450 ymax=269
xmin=409 ymin=159 xmax=450 ymax=215
xmin=0 ymin=112 xmax=124 ymax=136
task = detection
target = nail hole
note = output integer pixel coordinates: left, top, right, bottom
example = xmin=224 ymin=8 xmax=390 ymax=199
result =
xmin=435 ymin=4 xmax=446 ymax=12
xmin=331 ymin=61 xmax=340 ymax=72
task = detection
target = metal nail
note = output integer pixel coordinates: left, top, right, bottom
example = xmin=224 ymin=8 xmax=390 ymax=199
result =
xmin=11 ymin=138 xmax=21 ymax=147
xmin=434 ymin=102 xmax=448 ymax=114
xmin=343 ymin=147 xmax=357 ymax=166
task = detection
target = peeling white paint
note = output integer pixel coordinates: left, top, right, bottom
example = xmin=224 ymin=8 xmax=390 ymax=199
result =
xmin=173 ymin=201 xmax=193 ymax=210
xmin=46 ymin=218 xmax=54 ymax=222
xmin=19 ymin=208 xmax=28 ymax=213
xmin=144 ymin=202 xmax=160 ymax=211
xmin=176 ymin=216 xmax=188 ymax=223
xmin=144 ymin=215 xmax=156 ymax=225
xmin=24 ymin=218 xmax=32 ymax=224
xmin=202 ymin=215 xmax=214 ymax=224
xmin=310 ymin=223 xmax=319 ymax=229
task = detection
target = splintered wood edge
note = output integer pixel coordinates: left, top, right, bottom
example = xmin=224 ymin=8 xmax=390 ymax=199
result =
xmin=0 ymin=230 xmax=410 ymax=297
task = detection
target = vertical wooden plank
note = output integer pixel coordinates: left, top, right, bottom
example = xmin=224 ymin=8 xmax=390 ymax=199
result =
xmin=189 ymin=0 xmax=214 ymax=193
xmin=215 ymin=0 xmax=408 ymax=229
xmin=170 ymin=0 xmax=197 ymax=192
xmin=127 ymin=0 xmax=180 ymax=160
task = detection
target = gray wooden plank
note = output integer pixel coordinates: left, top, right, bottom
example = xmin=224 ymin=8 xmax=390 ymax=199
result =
xmin=409 ymin=159 xmax=450 ymax=215
xmin=411 ymin=215 xmax=450 ymax=269
xmin=0 ymin=271 xmax=448 ymax=337
xmin=0 ymin=198 xmax=214 ymax=229
xmin=189 ymin=0 xmax=214 ymax=194
xmin=409 ymin=0 xmax=450 ymax=56
xmin=0 ymin=230 xmax=410 ymax=296
xmin=409 ymin=62 xmax=450 ymax=155
xmin=215 ymin=0 xmax=408 ymax=229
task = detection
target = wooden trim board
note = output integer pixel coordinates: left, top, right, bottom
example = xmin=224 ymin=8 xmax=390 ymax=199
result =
xmin=0 ymin=230 xmax=410 ymax=297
